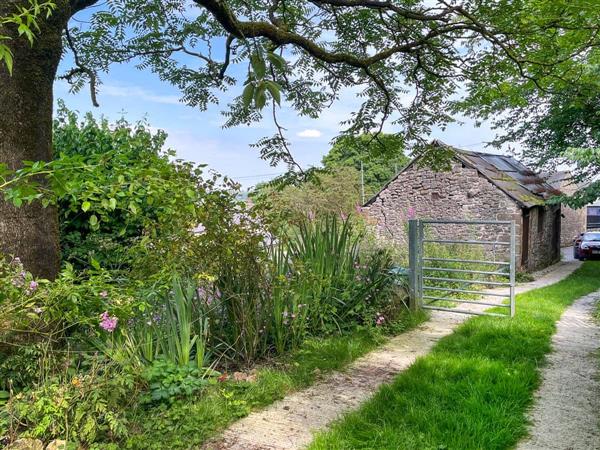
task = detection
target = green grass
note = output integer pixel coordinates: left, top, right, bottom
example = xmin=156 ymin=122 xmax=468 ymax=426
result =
xmin=124 ymin=310 xmax=427 ymax=450
xmin=309 ymin=261 xmax=600 ymax=450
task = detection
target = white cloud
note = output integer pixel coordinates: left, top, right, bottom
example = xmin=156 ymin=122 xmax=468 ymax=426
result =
xmin=102 ymin=85 xmax=182 ymax=105
xmin=297 ymin=129 xmax=322 ymax=138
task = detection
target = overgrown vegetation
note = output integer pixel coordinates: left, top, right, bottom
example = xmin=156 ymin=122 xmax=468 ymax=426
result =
xmin=0 ymin=110 xmax=416 ymax=448
xmin=309 ymin=261 xmax=600 ymax=450
xmin=253 ymin=166 xmax=362 ymax=225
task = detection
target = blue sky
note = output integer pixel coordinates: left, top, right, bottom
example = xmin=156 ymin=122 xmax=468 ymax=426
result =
xmin=56 ymin=9 xmax=505 ymax=189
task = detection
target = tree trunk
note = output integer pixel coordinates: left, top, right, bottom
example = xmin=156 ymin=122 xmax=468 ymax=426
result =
xmin=0 ymin=1 xmax=70 ymax=279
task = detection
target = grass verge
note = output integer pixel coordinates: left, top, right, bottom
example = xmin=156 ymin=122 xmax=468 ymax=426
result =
xmin=125 ymin=309 xmax=427 ymax=449
xmin=309 ymin=261 xmax=600 ymax=450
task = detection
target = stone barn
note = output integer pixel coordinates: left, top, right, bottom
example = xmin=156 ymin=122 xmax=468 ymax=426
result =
xmin=363 ymin=141 xmax=562 ymax=272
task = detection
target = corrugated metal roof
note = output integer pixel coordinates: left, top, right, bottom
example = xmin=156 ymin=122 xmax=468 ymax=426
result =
xmin=364 ymin=140 xmax=562 ymax=208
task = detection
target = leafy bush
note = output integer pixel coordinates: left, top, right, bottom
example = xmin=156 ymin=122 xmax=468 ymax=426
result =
xmin=3 ymin=360 xmax=135 ymax=445
xmin=52 ymin=105 xmax=210 ymax=272
xmin=142 ymin=359 xmax=220 ymax=404
xmin=253 ymin=166 xmax=362 ymax=225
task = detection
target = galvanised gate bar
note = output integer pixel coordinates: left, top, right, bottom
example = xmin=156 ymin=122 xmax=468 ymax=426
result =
xmin=408 ymin=219 xmax=516 ymax=317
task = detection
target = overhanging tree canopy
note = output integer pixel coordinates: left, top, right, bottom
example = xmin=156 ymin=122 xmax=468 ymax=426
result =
xmin=1 ymin=0 xmax=600 ymax=277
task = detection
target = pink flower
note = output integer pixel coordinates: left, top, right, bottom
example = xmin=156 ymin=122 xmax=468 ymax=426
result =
xmin=99 ymin=311 xmax=118 ymax=332
xmin=307 ymin=210 xmax=315 ymax=221
xmin=29 ymin=281 xmax=38 ymax=292
xmin=375 ymin=313 xmax=385 ymax=326
xmin=340 ymin=212 xmax=348 ymax=221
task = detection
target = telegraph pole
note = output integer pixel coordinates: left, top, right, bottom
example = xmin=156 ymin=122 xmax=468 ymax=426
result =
xmin=360 ymin=160 xmax=365 ymax=204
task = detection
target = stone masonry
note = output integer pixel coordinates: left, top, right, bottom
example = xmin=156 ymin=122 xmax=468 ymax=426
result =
xmin=546 ymin=172 xmax=586 ymax=246
xmin=363 ymin=161 xmax=560 ymax=272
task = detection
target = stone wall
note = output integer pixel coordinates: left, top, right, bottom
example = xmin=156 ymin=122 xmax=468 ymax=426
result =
xmin=524 ymin=205 xmax=561 ymax=271
xmin=550 ymin=177 xmax=586 ymax=246
xmin=363 ymin=161 xmax=524 ymax=267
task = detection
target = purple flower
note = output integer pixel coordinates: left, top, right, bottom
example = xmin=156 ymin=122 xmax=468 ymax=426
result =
xmin=307 ymin=210 xmax=315 ymax=221
xmin=99 ymin=311 xmax=118 ymax=332
xmin=340 ymin=212 xmax=348 ymax=221
xmin=99 ymin=291 xmax=108 ymax=298
xmin=29 ymin=281 xmax=38 ymax=292
xmin=375 ymin=313 xmax=385 ymax=326
xmin=193 ymin=223 xmax=206 ymax=235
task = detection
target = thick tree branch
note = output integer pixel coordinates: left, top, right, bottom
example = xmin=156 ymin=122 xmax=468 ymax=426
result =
xmin=193 ymin=0 xmax=477 ymax=69
xmin=69 ymin=0 xmax=99 ymax=15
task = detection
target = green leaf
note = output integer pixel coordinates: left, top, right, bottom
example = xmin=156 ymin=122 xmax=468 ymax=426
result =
xmin=109 ymin=198 xmax=117 ymax=210
xmin=242 ymin=83 xmax=255 ymax=108
xmin=267 ymin=52 xmax=286 ymax=71
xmin=90 ymin=257 xmax=101 ymax=270
xmin=254 ymin=85 xmax=266 ymax=110
xmin=265 ymin=80 xmax=282 ymax=105
xmin=81 ymin=201 xmax=91 ymax=212
xmin=250 ymin=53 xmax=266 ymax=79
xmin=0 ymin=45 xmax=14 ymax=75
xmin=89 ymin=214 xmax=98 ymax=227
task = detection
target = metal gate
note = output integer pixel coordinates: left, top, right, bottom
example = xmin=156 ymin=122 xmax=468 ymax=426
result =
xmin=408 ymin=219 xmax=516 ymax=317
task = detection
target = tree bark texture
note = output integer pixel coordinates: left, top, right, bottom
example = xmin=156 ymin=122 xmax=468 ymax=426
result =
xmin=0 ymin=0 xmax=70 ymax=279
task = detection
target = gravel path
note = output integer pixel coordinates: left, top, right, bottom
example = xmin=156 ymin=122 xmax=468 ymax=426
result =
xmin=203 ymin=256 xmax=581 ymax=450
xmin=517 ymin=290 xmax=600 ymax=450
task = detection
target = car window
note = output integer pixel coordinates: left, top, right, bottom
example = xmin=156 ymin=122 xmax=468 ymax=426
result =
xmin=583 ymin=233 xmax=600 ymax=241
